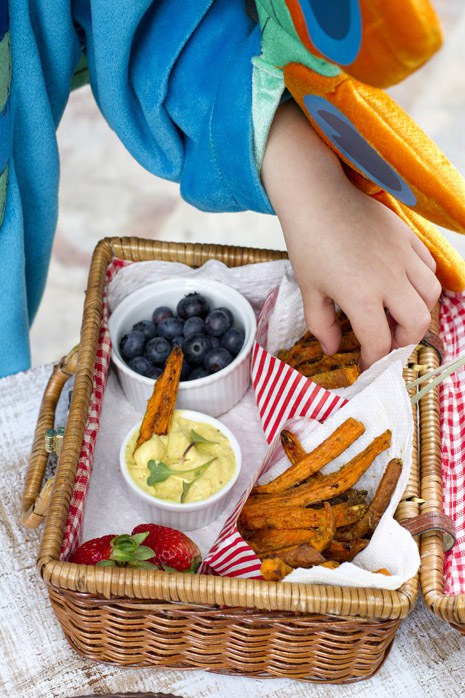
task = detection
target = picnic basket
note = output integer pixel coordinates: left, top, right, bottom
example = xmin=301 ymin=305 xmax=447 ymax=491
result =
xmin=417 ymin=312 xmax=465 ymax=634
xmin=22 ymin=236 xmax=449 ymax=683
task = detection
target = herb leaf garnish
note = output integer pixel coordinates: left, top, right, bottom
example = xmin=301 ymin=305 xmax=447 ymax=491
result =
xmin=147 ymin=458 xmax=217 ymax=489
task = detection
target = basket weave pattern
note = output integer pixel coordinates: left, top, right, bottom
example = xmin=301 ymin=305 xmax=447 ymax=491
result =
xmin=31 ymin=238 xmax=422 ymax=682
xmin=419 ymin=309 xmax=465 ymax=632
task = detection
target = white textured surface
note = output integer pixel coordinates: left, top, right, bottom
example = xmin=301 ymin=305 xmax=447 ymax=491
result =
xmin=2 ymin=365 xmax=465 ymax=697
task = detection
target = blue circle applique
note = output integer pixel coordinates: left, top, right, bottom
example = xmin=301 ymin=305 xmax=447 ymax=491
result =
xmin=297 ymin=0 xmax=362 ymax=66
xmin=303 ymin=94 xmax=417 ymax=207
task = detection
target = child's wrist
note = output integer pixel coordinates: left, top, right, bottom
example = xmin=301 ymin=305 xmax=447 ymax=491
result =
xmin=261 ymin=101 xmax=345 ymax=222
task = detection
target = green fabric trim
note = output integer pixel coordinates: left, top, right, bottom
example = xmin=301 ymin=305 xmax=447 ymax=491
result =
xmin=255 ymin=0 xmax=340 ymax=77
xmin=0 ymin=32 xmax=11 ymax=110
xmin=252 ymin=57 xmax=286 ymax=168
xmin=0 ymin=164 xmax=8 ymax=228
xmin=250 ymin=0 xmax=339 ymax=173
xmin=70 ymin=52 xmax=89 ymax=91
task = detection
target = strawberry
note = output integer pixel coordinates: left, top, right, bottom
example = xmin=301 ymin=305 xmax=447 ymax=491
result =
xmin=70 ymin=534 xmax=117 ymax=565
xmin=131 ymin=523 xmax=202 ymax=573
xmin=70 ymin=532 xmax=158 ymax=569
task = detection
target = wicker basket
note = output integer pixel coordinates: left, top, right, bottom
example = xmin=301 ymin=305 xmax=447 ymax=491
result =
xmin=418 ymin=311 xmax=465 ymax=634
xmin=22 ymin=237 xmax=433 ymax=683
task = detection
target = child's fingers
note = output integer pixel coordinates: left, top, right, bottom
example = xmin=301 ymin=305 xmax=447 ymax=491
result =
xmin=303 ymin=293 xmax=342 ymax=356
xmin=407 ymin=261 xmax=442 ymax=311
xmin=388 ymin=287 xmax=432 ymax=350
xmin=407 ymin=229 xmax=437 ymax=272
xmin=348 ymin=304 xmax=392 ymax=369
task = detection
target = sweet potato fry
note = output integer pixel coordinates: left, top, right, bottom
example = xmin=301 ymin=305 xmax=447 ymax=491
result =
xmin=260 ymin=558 xmax=293 ymax=581
xmin=324 ymin=538 xmax=369 ymax=562
xmin=265 ymin=544 xmax=326 ymax=568
xmin=336 ymin=458 xmax=403 ymax=541
xmin=319 ymin=560 xmax=340 ymax=569
xmin=287 ymin=341 xmax=323 ymax=367
xmin=248 ymin=528 xmax=321 ymax=554
xmin=339 ymin=331 xmax=361 ymax=352
xmin=253 ymin=418 xmax=365 ymax=495
xmin=134 ymin=345 xmax=183 ymax=451
xmin=309 ymin=365 xmax=360 ymax=389
xmin=249 ymin=430 xmax=392 ymax=508
xmin=329 ymin=489 xmax=368 ymax=507
xmin=238 ymin=501 xmax=366 ymax=532
xmin=280 ymin=429 xmax=307 ymax=466
xmin=246 ymin=503 xmax=335 ymax=555
xmin=298 ymin=352 xmax=360 ymax=378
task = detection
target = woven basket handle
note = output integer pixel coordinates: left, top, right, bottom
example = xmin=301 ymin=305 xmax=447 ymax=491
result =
xmin=400 ymin=512 xmax=456 ymax=552
xmin=21 ymin=346 xmax=79 ymax=528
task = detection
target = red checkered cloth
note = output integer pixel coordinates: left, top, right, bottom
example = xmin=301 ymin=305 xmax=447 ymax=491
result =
xmin=60 ymin=259 xmax=130 ymax=559
xmin=440 ymin=292 xmax=465 ymax=596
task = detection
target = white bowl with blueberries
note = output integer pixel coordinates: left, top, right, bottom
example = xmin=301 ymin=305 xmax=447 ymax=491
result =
xmin=108 ymin=278 xmax=257 ymax=417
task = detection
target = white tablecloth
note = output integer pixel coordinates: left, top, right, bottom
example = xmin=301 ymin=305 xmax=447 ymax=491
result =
xmin=1 ymin=365 xmax=464 ymax=698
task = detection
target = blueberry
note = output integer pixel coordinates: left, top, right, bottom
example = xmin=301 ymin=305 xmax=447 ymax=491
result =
xmin=172 ymin=335 xmax=185 ymax=348
xmin=217 ymin=307 xmax=234 ymax=326
xmin=120 ymin=331 xmax=146 ymax=360
xmin=183 ymin=334 xmax=212 ymax=365
xmin=145 ymin=337 xmax=171 ymax=365
xmin=132 ymin=320 xmax=157 ymax=339
xmin=177 ymin=293 xmax=210 ymax=320
xmin=128 ymin=356 xmax=157 ymax=377
xmin=209 ymin=335 xmax=221 ymax=348
xmin=188 ymin=366 xmax=210 ymax=381
xmin=204 ymin=348 xmax=233 ymax=374
xmin=158 ymin=317 xmax=184 ymax=341
xmin=152 ymin=306 xmax=173 ymax=325
xmin=147 ymin=365 xmax=163 ymax=380
xmin=183 ymin=316 xmax=205 ymax=339
xmin=205 ymin=309 xmax=231 ymax=337
xmin=180 ymin=359 xmax=193 ymax=381
xmin=221 ymin=328 xmax=245 ymax=356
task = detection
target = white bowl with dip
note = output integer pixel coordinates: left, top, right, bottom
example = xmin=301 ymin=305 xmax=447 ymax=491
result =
xmin=108 ymin=277 xmax=257 ymax=417
xmin=120 ymin=410 xmax=242 ymax=531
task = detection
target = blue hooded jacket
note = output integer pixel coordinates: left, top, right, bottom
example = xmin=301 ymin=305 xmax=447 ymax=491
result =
xmin=1 ymin=0 xmax=274 ymax=377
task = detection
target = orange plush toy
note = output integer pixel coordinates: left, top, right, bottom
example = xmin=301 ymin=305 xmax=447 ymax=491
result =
xmin=255 ymin=0 xmax=465 ymax=291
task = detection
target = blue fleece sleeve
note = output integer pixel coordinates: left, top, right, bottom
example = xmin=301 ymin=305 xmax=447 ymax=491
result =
xmin=74 ymin=0 xmax=273 ymax=214
xmin=2 ymin=0 xmax=273 ymax=377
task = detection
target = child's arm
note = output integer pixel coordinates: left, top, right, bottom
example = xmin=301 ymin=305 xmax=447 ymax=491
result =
xmin=261 ymin=101 xmax=441 ymax=368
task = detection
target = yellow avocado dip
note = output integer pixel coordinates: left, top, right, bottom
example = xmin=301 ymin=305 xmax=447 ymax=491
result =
xmin=125 ymin=412 xmax=237 ymax=504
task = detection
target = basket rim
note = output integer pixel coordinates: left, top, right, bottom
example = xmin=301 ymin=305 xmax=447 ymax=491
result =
xmin=37 ymin=236 xmax=419 ymax=619
xmin=417 ymin=340 xmax=465 ymax=629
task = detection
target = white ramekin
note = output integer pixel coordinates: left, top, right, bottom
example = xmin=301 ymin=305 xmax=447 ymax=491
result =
xmin=108 ymin=277 xmax=257 ymax=417
xmin=120 ymin=410 xmax=242 ymax=531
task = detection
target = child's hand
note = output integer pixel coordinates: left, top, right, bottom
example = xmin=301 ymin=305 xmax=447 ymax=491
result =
xmin=262 ymin=102 xmax=441 ymax=368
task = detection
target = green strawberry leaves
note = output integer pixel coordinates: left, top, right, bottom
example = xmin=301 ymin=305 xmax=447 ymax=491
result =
xmin=96 ymin=532 xmax=159 ymax=568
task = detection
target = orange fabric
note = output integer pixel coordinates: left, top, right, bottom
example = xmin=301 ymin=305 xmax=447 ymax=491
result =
xmin=284 ymin=62 xmax=465 ymax=236
xmin=347 ymin=169 xmax=465 ymax=292
xmin=284 ymin=0 xmax=442 ymax=87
